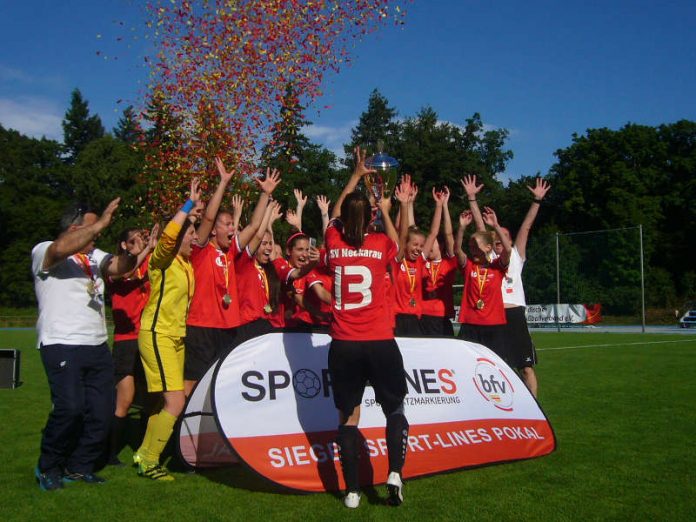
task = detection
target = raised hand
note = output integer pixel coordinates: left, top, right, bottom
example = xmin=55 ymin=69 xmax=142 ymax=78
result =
xmin=442 ymin=185 xmax=451 ymax=204
xmin=189 ymin=177 xmax=202 ymax=204
xmin=482 ymin=206 xmax=500 ymax=227
xmin=147 ymin=223 xmax=160 ymax=251
xmin=316 ymin=195 xmax=330 ymax=215
xmin=268 ymin=201 xmax=283 ymax=223
xmin=459 ymin=210 xmax=473 ymax=227
xmin=460 ymin=175 xmax=483 ymax=199
xmin=285 ymin=209 xmax=301 ymax=230
xmin=395 ymin=180 xmax=410 ymax=204
xmin=214 ymin=156 xmax=236 ymax=184
xmin=231 ymin=194 xmax=245 ymax=213
xmin=432 ymin=187 xmax=445 ymax=206
xmin=528 ymin=177 xmax=551 ymax=200
xmin=293 ymin=188 xmax=308 ymax=208
xmin=97 ymin=197 xmax=121 ymax=230
xmin=353 ymin=145 xmax=376 ymax=178
xmin=257 ymin=168 xmax=281 ymax=194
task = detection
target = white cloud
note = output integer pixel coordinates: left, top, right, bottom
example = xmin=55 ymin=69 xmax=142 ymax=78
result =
xmin=0 ymin=97 xmax=63 ymax=141
xmin=305 ymin=120 xmax=356 ymax=159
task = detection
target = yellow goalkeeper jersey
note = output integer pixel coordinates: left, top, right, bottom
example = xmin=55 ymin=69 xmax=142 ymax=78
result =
xmin=140 ymin=221 xmax=195 ymax=338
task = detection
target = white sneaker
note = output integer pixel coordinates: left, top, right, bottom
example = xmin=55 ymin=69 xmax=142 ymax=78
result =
xmin=386 ymin=471 xmax=403 ymax=506
xmin=344 ymin=491 xmax=361 ymax=509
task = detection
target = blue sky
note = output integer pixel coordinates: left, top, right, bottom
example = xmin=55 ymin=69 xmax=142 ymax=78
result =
xmin=2 ymin=1 xmax=695 ymax=181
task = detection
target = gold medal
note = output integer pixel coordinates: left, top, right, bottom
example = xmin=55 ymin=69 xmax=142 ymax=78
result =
xmin=263 ymin=304 xmax=272 ymax=314
xmin=476 ymin=299 xmax=485 ymax=310
xmin=86 ymin=280 xmax=96 ymax=296
xmin=222 ymin=293 xmax=232 ymax=306
xmin=409 ymin=297 xmax=417 ymax=307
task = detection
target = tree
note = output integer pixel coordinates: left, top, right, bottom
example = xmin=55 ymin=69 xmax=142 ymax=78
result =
xmin=0 ymin=125 xmax=68 ymax=306
xmin=261 ymin=85 xmax=341 ymax=240
xmin=345 ymin=89 xmax=400 ymax=158
xmin=113 ymin=105 xmax=143 ymax=145
xmin=62 ymin=88 xmax=105 ymax=163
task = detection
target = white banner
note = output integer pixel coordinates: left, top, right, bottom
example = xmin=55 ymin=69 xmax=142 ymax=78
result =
xmin=525 ymin=303 xmax=590 ymax=324
xmin=177 ymin=332 xmax=555 ymax=491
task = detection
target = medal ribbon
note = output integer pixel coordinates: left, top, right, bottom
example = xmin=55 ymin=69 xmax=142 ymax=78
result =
xmin=402 ymin=259 xmax=417 ymax=298
xmin=475 ymin=265 xmax=489 ymax=300
xmin=218 ymin=249 xmax=230 ymax=293
xmin=430 ymin=259 xmax=441 ymax=286
xmin=255 ymin=261 xmax=270 ymax=302
xmin=75 ymin=253 xmax=95 ymax=281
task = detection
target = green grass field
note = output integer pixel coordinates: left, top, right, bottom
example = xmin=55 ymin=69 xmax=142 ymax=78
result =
xmin=1 ymin=329 xmax=694 ymax=521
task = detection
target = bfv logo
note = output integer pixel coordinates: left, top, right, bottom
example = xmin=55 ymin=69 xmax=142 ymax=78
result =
xmin=241 ymin=369 xmax=331 ymax=401
xmin=473 ymin=358 xmax=515 ymax=411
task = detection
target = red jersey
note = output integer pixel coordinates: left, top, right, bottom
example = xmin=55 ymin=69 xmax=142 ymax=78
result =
xmin=109 ymin=257 xmax=150 ymax=341
xmin=390 ymin=255 xmax=428 ymax=318
xmin=421 ymin=256 xmax=459 ymax=318
xmin=326 ymin=223 xmax=397 ymax=341
xmin=234 ymin=249 xmax=282 ymax=327
xmin=457 ymin=258 xmax=507 ymax=325
xmin=302 ymin=268 xmax=333 ymax=326
xmin=187 ymin=239 xmax=241 ymax=328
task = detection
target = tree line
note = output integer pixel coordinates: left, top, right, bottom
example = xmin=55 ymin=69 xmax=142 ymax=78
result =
xmin=1 ymin=88 xmax=693 ymax=314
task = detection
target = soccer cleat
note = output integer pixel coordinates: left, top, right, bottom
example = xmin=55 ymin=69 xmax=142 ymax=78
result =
xmin=35 ymin=467 xmax=63 ymax=491
xmin=63 ymin=471 xmax=106 ymax=484
xmin=132 ymin=452 xmax=142 ymax=466
xmin=343 ymin=491 xmax=361 ymax=509
xmin=138 ymin=462 xmax=175 ymax=481
xmin=386 ymin=471 xmax=403 ymax=506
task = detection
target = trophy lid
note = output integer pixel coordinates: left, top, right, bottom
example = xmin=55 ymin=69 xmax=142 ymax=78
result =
xmin=365 ymin=152 xmax=399 ymax=170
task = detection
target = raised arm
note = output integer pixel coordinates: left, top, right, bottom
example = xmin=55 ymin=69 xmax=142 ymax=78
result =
xmin=237 ymin=168 xmax=280 ymax=250
xmin=423 ymin=188 xmax=444 ymax=259
xmin=316 ymin=195 xmax=331 ymax=236
xmin=515 ymin=177 xmax=551 ymax=259
xmin=292 ymin=188 xmax=307 ymax=231
xmin=150 ymin=178 xmax=202 ymax=270
xmin=331 ymin=146 xmax=375 ymax=220
xmin=483 ymin=207 xmax=512 ymax=266
xmin=455 ymin=210 xmax=473 ymax=266
xmin=196 ymin=157 xmax=236 ymax=244
xmin=43 ymin=198 xmax=121 ymax=271
xmin=460 ymin=175 xmax=485 ymax=231
xmin=231 ymin=194 xmax=245 ymax=233
xmin=394 ymin=178 xmax=411 ymax=261
xmin=378 ymin=195 xmax=399 ymax=247
xmin=441 ymin=186 xmax=455 ymax=257
xmin=247 ymin=201 xmax=278 ymax=254
xmin=111 ymin=224 xmax=160 ymax=281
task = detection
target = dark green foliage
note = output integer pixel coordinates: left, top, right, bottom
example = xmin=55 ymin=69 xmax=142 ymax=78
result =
xmin=113 ymin=105 xmax=142 ymax=145
xmin=0 ymin=125 xmax=70 ymax=306
xmin=62 ymin=88 xmax=105 ymax=163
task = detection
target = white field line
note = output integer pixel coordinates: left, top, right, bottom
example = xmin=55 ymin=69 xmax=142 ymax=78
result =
xmin=537 ymin=339 xmax=696 ymax=352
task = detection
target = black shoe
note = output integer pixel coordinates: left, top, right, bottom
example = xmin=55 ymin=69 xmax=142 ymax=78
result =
xmin=386 ymin=471 xmax=403 ymax=506
xmin=35 ymin=467 xmax=63 ymax=491
xmin=63 ymin=470 xmax=107 ymax=484
xmin=107 ymin=455 xmax=124 ymax=467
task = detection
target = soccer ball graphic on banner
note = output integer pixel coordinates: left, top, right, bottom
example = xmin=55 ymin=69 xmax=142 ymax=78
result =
xmin=292 ymin=369 xmax=322 ymax=399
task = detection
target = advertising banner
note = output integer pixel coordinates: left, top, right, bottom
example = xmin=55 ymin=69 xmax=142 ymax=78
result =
xmin=525 ymin=303 xmax=602 ymax=325
xmin=186 ymin=332 xmax=555 ymax=492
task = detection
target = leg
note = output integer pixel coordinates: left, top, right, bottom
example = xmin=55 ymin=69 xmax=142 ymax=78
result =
xmin=38 ymin=345 xmax=85 ymax=475
xmin=521 ymin=366 xmax=538 ymax=398
xmin=65 ymin=343 xmax=114 ymax=474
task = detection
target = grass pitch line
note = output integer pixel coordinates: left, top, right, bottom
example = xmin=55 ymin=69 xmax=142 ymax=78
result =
xmin=537 ymin=338 xmax=695 ymax=352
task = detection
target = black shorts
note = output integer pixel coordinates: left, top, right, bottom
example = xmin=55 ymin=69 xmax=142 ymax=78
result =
xmin=328 ymin=339 xmax=407 ymax=417
xmin=184 ymin=326 xmax=238 ymax=380
xmin=502 ymin=307 xmax=537 ymax=369
xmin=394 ymin=313 xmax=424 ymax=337
xmin=236 ymin=318 xmax=274 ymax=346
xmin=112 ymin=339 xmax=144 ymax=381
xmin=458 ymin=323 xmax=508 ymax=362
xmin=420 ymin=314 xmax=455 ymax=337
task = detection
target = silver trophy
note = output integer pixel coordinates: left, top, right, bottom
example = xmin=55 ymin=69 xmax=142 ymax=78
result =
xmin=364 ymin=141 xmax=399 ymax=200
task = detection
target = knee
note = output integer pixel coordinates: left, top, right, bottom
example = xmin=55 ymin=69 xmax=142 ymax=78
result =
xmin=163 ymin=392 xmax=185 ymax=417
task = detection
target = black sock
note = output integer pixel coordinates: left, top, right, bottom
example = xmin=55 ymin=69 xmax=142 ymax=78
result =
xmin=386 ymin=413 xmax=409 ymax=474
xmin=108 ymin=415 xmax=127 ymax=462
xmin=336 ymin=425 xmax=360 ymax=492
